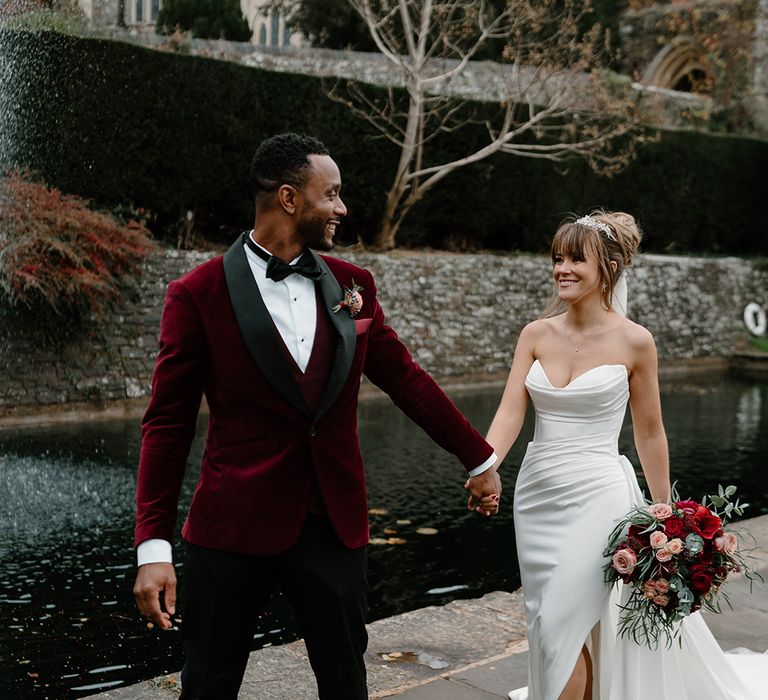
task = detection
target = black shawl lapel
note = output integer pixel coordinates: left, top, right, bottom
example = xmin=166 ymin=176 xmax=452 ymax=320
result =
xmin=311 ymin=250 xmax=356 ymax=422
xmin=222 ymin=233 xmax=312 ymax=420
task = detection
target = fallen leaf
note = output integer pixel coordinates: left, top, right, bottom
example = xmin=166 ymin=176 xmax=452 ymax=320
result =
xmin=416 ymin=527 xmax=438 ymax=535
xmin=396 ymin=519 xmax=412 ymax=525
xmin=368 ymin=508 xmax=389 ymax=516
xmin=368 ymin=537 xmax=389 ymax=545
xmin=386 ymin=537 xmax=407 ymax=545
xmin=383 ymin=528 xmax=398 ymax=535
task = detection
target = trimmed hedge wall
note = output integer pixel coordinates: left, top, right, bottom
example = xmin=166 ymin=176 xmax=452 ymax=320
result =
xmin=1 ymin=29 xmax=766 ymax=253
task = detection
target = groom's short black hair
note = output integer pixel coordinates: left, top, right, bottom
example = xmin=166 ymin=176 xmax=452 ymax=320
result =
xmin=250 ymin=133 xmax=330 ymax=200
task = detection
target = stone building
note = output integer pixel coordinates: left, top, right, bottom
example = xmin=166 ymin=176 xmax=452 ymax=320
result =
xmin=61 ymin=0 xmax=768 ymax=131
xmin=618 ymin=0 xmax=768 ymax=130
xmin=74 ymin=0 xmax=301 ymax=44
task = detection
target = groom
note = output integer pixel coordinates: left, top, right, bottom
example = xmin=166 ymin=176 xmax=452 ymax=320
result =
xmin=132 ymin=132 xmax=500 ymax=699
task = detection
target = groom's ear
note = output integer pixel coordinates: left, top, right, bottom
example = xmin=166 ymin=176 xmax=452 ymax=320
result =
xmin=277 ymin=184 xmax=299 ymax=215
xmin=610 ymin=260 xmax=618 ymax=274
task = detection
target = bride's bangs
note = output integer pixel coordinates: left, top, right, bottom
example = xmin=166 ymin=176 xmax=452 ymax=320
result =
xmin=550 ymin=223 xmax=599 ymax=263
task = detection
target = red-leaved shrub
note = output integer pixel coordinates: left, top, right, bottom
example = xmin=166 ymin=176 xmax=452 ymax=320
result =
xmin=0 ymin=170 xmax=156 ymax=315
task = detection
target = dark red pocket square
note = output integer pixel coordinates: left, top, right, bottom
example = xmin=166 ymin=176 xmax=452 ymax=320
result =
xmin=354 ymin=318 xmax=372 ymax=335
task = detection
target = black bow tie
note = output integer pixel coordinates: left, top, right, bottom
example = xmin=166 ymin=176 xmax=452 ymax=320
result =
xmin=245 ymin=234 xmax=324 ymax=282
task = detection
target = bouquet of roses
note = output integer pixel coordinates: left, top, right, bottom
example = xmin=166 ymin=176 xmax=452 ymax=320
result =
xmin=603 ymin=484 xmax=761 ymax=649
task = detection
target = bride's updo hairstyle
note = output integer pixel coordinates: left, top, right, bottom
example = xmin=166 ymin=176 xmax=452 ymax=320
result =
xmin=542 ymin=209 xmax=642 ymax=318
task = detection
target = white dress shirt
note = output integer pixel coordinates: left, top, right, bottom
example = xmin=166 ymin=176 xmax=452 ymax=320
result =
xmin=136 ymin=234 xmax=494 ymax=566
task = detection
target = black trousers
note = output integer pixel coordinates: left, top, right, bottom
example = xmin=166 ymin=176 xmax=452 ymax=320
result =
xmin=179 ymin=514 xmax=368 ymax=700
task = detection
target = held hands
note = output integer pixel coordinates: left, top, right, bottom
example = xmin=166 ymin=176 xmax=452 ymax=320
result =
xmin=465 ymin=467 xmax=502 ymax=517
xmin=133 ymin=562 xmax=177 ymax=630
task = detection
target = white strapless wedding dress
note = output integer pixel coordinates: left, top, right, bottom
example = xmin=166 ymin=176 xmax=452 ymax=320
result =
xmin=509 ymin=359 xmax=768 ymax=700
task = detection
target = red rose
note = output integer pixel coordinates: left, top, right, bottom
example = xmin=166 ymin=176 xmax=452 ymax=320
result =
xmin=664 ymin=517 xmax=686 ymax=537
xmin=689 ymin=564 xmax=714 ymax=594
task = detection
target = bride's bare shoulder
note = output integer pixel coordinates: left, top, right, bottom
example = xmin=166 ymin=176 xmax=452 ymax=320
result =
xmin=617 ymin=317 xmax=656 ymax=352
xmin=520 ymin=317 xmax=559 ymax=341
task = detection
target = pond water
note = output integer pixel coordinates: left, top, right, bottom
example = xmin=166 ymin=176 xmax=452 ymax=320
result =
xmin=1 ymin=371 xmax=767 ymax=699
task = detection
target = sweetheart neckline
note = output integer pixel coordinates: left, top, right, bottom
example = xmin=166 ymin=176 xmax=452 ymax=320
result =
xmin=532 ymin=358 xmax=628 ymax=390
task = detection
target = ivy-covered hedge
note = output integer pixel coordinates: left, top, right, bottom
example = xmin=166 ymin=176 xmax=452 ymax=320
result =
xmin=1 ymin=29 xmax=766 ymax=254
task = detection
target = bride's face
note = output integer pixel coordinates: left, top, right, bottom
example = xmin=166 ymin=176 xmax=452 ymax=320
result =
xmin=552 ymin=251 xmax=602 ymax=305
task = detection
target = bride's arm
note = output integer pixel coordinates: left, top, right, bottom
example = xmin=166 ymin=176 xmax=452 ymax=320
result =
xmin=628 ymin=325 xmax=671 ymax=503
xmin=485 ymin=322 xmax=537 ymax=464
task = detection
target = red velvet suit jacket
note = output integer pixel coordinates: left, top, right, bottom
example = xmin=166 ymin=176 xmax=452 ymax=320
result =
xmin=135 ymin=235 xmax=494 ymax=556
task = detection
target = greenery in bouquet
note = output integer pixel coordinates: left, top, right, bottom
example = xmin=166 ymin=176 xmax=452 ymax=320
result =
xmin=603 ymin=485 xmax=762 ymax=649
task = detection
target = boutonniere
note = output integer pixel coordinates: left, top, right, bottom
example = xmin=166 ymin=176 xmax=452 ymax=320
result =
xmin=333 ymin=280 xmax=364 ymax=317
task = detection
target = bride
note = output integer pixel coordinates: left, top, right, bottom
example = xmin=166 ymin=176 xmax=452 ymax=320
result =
xmin=481 ymin=211 xmax=768 ymax=699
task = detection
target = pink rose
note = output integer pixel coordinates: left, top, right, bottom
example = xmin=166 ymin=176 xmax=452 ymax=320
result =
xmin=653 ymin=578 xmax=670 ymax=594
xmin=650 ymin=531 xmax=668 ymax=549
xmin=666 ymin=538 xmax=684 ymax=555
xmin=642 ymin=582 xmax=656 ymax=599
xmin=653 ymin=594 xmax=670 ymax=606
xmin=656 ymin=548 xmax=673 ymax=562
xmin=714 ymin=532 xmax=738 ymax=555
xmin=648 ymin=503 xmax=673 ymax=521
xmin=612 ymin=548 xmax=638 ymax=575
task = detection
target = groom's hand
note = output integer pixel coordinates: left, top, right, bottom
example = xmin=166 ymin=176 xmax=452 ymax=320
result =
xmin=465 ymin=467 xmax=502 ymax=516
xmin=134 ymin=563 xmax=177 ymax=630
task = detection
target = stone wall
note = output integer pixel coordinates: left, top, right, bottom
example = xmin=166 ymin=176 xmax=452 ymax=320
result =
xmin=1 ymin=249 xmax=766 ymax=415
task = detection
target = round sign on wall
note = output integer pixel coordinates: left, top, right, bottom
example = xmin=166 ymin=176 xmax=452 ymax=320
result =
xmin=743 ymin=302 xmax=767 ymax=336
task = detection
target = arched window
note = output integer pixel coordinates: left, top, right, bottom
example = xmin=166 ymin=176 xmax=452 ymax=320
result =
xmin=642 ymin=37 xmax=713 ymax=95
xmin=258 ymin=22 xmax=267 ymax=46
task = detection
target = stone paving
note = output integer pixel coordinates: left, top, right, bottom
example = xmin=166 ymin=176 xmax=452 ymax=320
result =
xmin=93 ymin=514 xmax=768 ymax=699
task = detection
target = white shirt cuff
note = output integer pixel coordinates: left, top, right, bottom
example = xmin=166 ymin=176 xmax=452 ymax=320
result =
xmin=137 ymin=539 xmax=173 ymax=566
xmin=467 ymin=452 xmax=497 ymax=477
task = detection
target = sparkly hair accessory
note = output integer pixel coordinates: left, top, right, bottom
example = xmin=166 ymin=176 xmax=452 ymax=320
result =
xmin=575 ymin=215 xmax=616 ymax=241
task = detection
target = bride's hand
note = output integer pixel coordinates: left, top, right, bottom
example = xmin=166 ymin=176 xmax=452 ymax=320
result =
xmin=476 ymin=493 xmax=500 ymax=516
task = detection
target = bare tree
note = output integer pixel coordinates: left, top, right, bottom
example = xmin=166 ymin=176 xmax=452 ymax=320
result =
xmin=326 ymin=0 xmax=644 ymax=249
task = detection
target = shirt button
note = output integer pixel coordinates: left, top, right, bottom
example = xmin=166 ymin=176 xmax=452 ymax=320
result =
xmin=309 ymin=426 xmax=317 ymax=437
xmin=300 ymin=338 xmax=305 ymax=343
xmin=293 ymin=297 xmax=297 ymax=302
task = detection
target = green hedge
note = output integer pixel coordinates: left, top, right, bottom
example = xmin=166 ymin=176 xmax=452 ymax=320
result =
xmin=1 ymin=29 xmax=766 ymax=254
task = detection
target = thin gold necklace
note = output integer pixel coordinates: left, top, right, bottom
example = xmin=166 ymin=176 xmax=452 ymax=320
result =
xmin=567 ymin=334 xmax=586 ymax=353
xmin=565 ymin=322 xmax=606 ymax=353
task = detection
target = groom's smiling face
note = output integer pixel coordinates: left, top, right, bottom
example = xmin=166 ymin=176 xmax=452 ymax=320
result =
xmin=295 ymin=155 xmax=347 ymax=252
